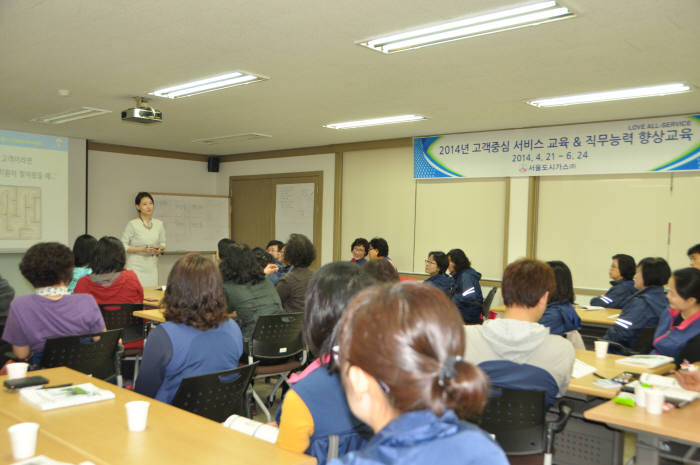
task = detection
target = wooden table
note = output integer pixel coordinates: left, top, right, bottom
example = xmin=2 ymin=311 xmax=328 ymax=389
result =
xmin=133 ymin=309 xmax=237 ymax=324
xmin=491 ymin=305 xmax=621 ymax=326
xmin=1 ymin=367 xmax=315 ymax=465
xmin=568 ymin=349 xmax=676 ymax=399
xmin=585 ymin=398 xmax=700 ymax=464
xmin=133 ymin=308 xmax=166 ymax=323
xmin=142 ymin=286 xmax=164 ymax=307
xmin=1 ymin=411 xmax=95 ymax=464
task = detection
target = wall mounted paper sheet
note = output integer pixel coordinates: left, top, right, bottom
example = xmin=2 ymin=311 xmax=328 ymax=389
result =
xmin=275 ymin=183 xmax=314 ymax=243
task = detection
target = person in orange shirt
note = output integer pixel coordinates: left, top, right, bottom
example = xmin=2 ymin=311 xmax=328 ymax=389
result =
xmin=276 ymin=262 xmax=375 ymax=465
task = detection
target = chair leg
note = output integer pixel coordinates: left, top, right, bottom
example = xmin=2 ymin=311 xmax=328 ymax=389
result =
xmin=251 ymin=388 xmax=272 ymax=423
xmin=133 ymin=356 xmax=140 ymax=382
xmin=543 ymin=452 xmax=552 ymax=465
xmin=265 ymin=374 xmax=286 ymax=406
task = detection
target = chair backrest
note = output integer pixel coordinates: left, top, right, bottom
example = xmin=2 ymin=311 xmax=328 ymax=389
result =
xmin=172 ymin=362 xmax=258 ymax=422
xmin=478 ymin=386 xmax=546 ymax=456
xmin=478 ymin=360 xmax=559 ymax=408
xmin=99 ymin=303 xmax=145 ymax=342
xmin=482 ymin=287 xmax=499 ymax=320
xmin=249 ymin=313 xmax=305 ymax=360
xmin=40 ymin=329 xmax=121 ymax=379
xmin=632 ymin=326 xmax=656 ymax=353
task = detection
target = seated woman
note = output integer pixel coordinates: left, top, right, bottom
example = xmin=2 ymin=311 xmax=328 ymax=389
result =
xmin=2 ymin=242 xmax=105 ymax=365
xmin=350 ymin=238 xmax=369 ymax=266
xmin=424 ymin=251 xmax=453 ymax=296
xmin=368 ymin=237 xmax=396 ymax=270
xmin=219 ymin=243 xmax=284 ymax=340
xmin=276 ymin=262 xmax=375 ymax=465
xmin=74 ymin=236 xmax=144 ymax=305
xmin=604 ymin=257 xmax=670 ymax=350
xmin=329 ymin=282 xmax=508 ymax=465
xmin=538 ymin=260 xmax=581 ymax=336
xmin=447 ymin=249 xmax=483 ymax=324
xmin=652 ymin=267 xmax=700 ymax=365
xmin=67 ymin=234 xmax=97 ymax=293
xmin=135 ymin=254 xmax=243 ymax=404
xmin=590 ymin=254 xmax=636 ymax=308
xmin=362 ymin=259 xmax=399 ymax=283
xmin=277 ymin=234 xmax=316 ymax=313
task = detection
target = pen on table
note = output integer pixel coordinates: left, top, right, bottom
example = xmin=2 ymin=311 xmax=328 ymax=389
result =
xmin=593 ymin=372 xmax=606 ymax=379
xmin=43 ymin=383 xmax=72 ymax=389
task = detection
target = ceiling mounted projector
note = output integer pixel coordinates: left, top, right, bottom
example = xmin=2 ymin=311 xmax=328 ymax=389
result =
xmin=121 ymin=97 xmax=162 ymax=123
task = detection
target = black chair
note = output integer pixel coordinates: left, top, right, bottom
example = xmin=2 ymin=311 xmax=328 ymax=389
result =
xmin=247 ymin=313 xmax=307 ymax=422
xmin=99 ymin=303 xmax=147 ymax=383
xmin=172 ymin=362 xmax=258 ymax=422
xmin=482 ymin=286 xmax=499 ymax=321
xmin=604 ymin=326 xmax=657 ymax=355
xmin=40 ymin=329 xmax=121 ymax=381
xmin=478 ymin=386 xmax=572 ymax=465
xmin=98 ymin=303 xmax=146 ymax=343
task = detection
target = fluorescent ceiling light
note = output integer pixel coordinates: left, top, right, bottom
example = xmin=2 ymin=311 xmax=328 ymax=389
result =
xmin=150 ymin=71 xmax=267 ymax=99
xmin=359 ymin=1 xmax=574 ymax=54
xmin=527 ymin=83 xmax=692 ymax=107
xmin=32 ymin=107 xmax=111 ymax=124
xmin=324 ymin=114 xmax=426 ymax=129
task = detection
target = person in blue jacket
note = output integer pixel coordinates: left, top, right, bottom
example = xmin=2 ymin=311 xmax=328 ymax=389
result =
xmin=590 ymin=254 xmax=636 ymax=308
xmin=539 ymin=260 xmax=581 ymax=336
xmin=276 ymin=262 xmax=375 ymax=465
xmin=135 ymin=253 xmax=243 ymax=404
xmin=424 ymin=251 xmax=453 ymax=296
xmin=447 ymin=248 xmax=483 ymax=324
xmin=329 ymin=282 xmax=508 ymax=465
xmin=604 ymin=257 xmax=670 ymax=350
xmin=652 ymin=267 xmax=700 ymax=365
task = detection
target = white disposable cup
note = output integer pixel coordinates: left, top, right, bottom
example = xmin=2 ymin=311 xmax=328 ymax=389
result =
xmin=594 ymin=340 xmax=609 ymax=358
xmin=6 ymin=362 xmax=29 ymax=380
xmin=8 ymin=422 xmax=39 ymax=460
xmin=125 ymin=401 xmax=150 ymax=432
xmin=646 ymin=389 xmax=665 ymax=415
xmin=635 ymin=385 xmax=647 ymax=407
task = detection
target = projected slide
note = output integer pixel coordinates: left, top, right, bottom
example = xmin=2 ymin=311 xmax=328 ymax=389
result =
xmin=0 ymin=186 xmax=41 ymax=239
xmin=0 ymin=130 xmax=68 ymax=251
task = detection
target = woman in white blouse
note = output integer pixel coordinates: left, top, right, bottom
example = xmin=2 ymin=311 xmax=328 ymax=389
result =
xmin=121 ymin=192 xmax=166 ymax=287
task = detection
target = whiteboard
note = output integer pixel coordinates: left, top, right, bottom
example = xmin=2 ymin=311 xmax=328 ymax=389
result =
xmin=152 ymin=193 xmax=230 ymax=252
xmin=275 ymin=183 xmax=315 ymax=242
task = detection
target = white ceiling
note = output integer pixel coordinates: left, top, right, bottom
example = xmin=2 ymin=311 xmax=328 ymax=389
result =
xmin=1 ymin=0 xmax=699 ymax=156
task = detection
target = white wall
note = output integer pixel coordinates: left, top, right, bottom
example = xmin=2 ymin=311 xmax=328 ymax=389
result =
xmin=87 ymin=150 xmax=217 ymax=286
xmin=215 ymin=153 xmax=335 ymax=264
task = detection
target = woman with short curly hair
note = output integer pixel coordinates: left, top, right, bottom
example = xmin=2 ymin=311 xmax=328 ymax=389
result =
xmin=135 ymin=253 xmax=243 ymax=404
xmin=2 ymin=242 xmax=105 ymax=364
xmin=277 ymin=233 xmax=316 ymax=313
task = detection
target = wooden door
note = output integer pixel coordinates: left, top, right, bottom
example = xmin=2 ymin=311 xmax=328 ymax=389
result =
xmin=229 ymin=172 xmax=323 ymax=267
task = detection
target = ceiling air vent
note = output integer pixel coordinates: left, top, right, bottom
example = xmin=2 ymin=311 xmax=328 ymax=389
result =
xmin=32 ymin=107 xmax=111 ymax=124
xmin=192 ymin=133 xmax=271 ymax=145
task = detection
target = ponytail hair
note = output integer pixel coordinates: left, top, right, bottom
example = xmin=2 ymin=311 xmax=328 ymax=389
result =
xmin=338 ymin=282 xmax=489 ymax=420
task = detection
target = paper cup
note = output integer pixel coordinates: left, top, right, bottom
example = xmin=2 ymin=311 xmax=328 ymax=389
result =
xmin=8 ymin=422 xmax=39 ymax=460
xmin=594 ymin=340 xmax=609 ymax=358
xmin=6 ymin=362 xmax=29 ymax=380
xmin=646 ymin=389 xmax=664 ymax=415
xmin=125 ymin=401 xmax=150 ymax=432
xmin=634 ymin=385 xmax=647 ymax=407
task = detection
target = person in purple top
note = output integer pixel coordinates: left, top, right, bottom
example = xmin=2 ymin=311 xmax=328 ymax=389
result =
xmin=2 ymin=242 xmax=105 ymax=365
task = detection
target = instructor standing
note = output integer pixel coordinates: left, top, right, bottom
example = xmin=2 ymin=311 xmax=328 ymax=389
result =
xmin=121 ymin=192 xmax=166 ymax=287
